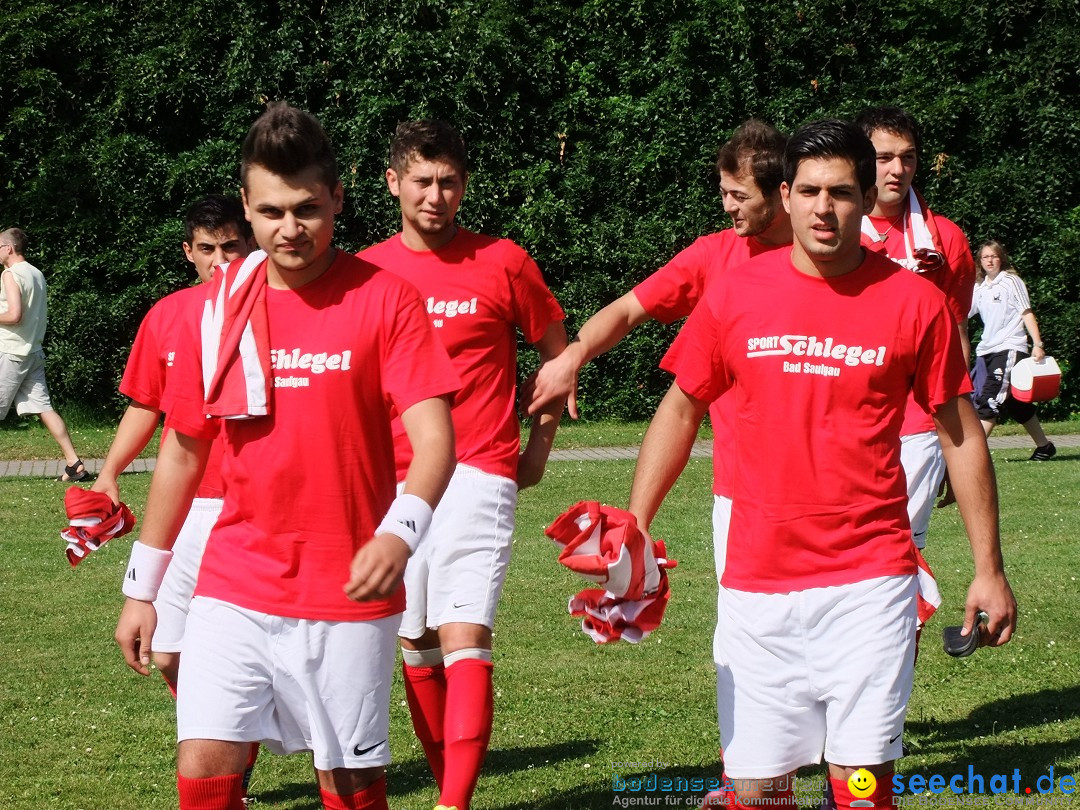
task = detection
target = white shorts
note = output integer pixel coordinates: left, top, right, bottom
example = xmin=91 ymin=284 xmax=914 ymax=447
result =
xmin=711 ymin=495 xmax=732 ymax=664
xmin=151 ymin=498 xmax=222 ymax=653
xmin=399 ymin=464 xmax=517 ymax=638
xmin=0 ymin=349 xmax=53 ymax=419
xmin=900 ymin=431 xmax=945 ymax=549
xmin=715 ymin=575 xmax=917 ymax=778
xmin=177 ymin=596 xmax=400 ymax=771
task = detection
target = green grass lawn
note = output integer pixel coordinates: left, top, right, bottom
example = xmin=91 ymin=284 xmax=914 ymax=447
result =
xmin=1 ymin=448 xmax=1077 ymax=808
xmin=3 ymin=410 xmax=1077 ymax=461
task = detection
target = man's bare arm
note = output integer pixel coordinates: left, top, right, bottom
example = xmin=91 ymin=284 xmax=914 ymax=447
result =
xmin=92 ymin=402 xmax=162 ymax=503
xmin=518 ymin=320 xmax=570 ymax=489
xmin=0 ymin=271 xmax=23 ymax=325
xmin=522 ymin=291 xmax=651 ymax=418
xmin=345 ymin=396 xmax=455 ymax=602
xmin=628 ymin=383 xmax=709 ymax=531
xmin=934 ymin=395 xmax=1017 ymax=645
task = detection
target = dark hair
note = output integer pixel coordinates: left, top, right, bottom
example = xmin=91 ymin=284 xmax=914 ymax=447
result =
xmin=389 ymin=120 xmax=468 ymax=175
xmin=715 ymin=119 xmax=788 ymax=197
xmin=0 ymin=227 xmax=27 ymax=254
xmin=853 ymin=106 xmax=923 ymax=156
xmin=241 ymin=102 xmax=338 ymax=192
xmin=783 ymin=119 xmax=877 ymax=194
xmin=183 ymin=195 xmax=251 ymax=244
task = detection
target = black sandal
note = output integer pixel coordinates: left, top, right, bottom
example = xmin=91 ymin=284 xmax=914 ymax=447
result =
xmin=58 ymin=459 xmax=90 ymax=482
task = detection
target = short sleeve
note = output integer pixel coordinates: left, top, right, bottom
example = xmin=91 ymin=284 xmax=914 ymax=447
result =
xmin=911 ymin=298 xmax=974 ymax=415
xmin=659 ymin=286 xmax=732 ymax=404
xmin=938 ymin=220 xmax=976 ymax=325
xmin=506 ymin=243 xmax=564 ymax=343
xmin=119 ymin=303 xmax=167 ymax=409
xmin=633 ymin=237 xmax=714 ymax=324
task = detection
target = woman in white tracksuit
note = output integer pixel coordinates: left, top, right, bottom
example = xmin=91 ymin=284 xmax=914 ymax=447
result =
xmin=969 ymin=239 xmax=1055 ymax=460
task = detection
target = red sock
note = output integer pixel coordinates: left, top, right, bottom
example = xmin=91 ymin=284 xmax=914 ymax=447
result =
xmin=163 ymin=673 xmax=178 ymax=700
xmin=439 ymin=658 xmax=494 ymax=809
xmin=403 ymin=661 xmax=447 ymax=787
xmin=320 ymin=776 xmax=388 ymax=809
xmin=177 ymin=773 xmax=245 ymax=810
xmin=831 ymin=773 xmax=894 ymax=810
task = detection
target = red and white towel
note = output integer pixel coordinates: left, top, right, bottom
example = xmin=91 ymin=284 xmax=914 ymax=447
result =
xmin=546 ymin=501 xmax=677 ymax=643
xmin=61 ymin=487 xmax=136 ymax=567
xmin=200 ymin=250 xmax=271 ymax=418
xmin=862 ymin=187 xmax=946 ymax=274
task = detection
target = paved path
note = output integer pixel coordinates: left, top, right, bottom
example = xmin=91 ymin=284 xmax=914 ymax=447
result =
xmin=3 ymin=434 xmax=1076 ymax=479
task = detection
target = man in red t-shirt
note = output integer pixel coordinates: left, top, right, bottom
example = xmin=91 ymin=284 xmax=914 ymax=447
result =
xmin=854 ymin=107 xmax=976 ymax=543
xmin=523 ymin=119 xmax=790 ymax=584
xmin=114 ymin=104 xmax=459 ymax=810
xmin=628 ymin=120 xmax=1015 ymax=810
xmin=94 ymin=194 xmax=253 ymax=693
xmin=359 ymin=120 xmax=567 ymax=810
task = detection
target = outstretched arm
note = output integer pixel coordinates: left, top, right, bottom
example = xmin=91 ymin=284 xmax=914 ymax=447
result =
xmin=934 ymin=395 xmax=1017 ymax=645
xmin=628 ymin=383 xmax=709 ymax=531
xmin=522 ymin=291 xmax=651 ymax=419
xmin=92 ymin=402 xmax=162 ymax=503
xmin=345 ymin=396 xmax=455 ymax=602
xmin=518 ymin=320 xmax=570 ymax=489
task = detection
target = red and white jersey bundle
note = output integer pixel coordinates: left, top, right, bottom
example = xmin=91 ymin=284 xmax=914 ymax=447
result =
xmin=915 ymin=547 xmax=941 ymax=628
xmin=61 ymin=487 xmax=136 ymax=567
xmin=545 ymin=501 xmax=676 ymax=644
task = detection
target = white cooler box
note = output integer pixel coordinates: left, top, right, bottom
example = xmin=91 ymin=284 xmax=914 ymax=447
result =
xmin=1010 ymin=356 xmax=1061 ymax=403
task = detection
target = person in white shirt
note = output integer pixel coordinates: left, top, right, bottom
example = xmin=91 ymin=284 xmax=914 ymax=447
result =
xmin=969 ymin=239 xmax=1055 ymax=460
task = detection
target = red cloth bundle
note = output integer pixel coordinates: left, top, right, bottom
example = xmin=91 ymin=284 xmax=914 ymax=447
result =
xmin=61 ymin=486 xmax=136 ymax=567
xmin=546 ymin=501 xmax=676 ymax=643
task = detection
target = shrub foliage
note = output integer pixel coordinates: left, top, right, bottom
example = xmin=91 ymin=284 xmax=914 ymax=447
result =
xmin=2 ymin=0 xmax=1078 ymax=419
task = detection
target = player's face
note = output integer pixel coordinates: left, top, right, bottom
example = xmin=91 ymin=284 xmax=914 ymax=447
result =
xmin=781 ymin=156 xmax=876 ymax=277
xmin=870 ymin=129 xmax=918 ymax=212
xmin=386 ymin=157 xmax=467 ymax=248
xmin=242 ymin=164 xmax=343 ymax=289
xmin=183 ymin=224 xmax=252 ymax=283
xmin=979 ymin=247 xmax=1003 ymax=277
xmin=719 ymin=169 xmax=776 ymax=238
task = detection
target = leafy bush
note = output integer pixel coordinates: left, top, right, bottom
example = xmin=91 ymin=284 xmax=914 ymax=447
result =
xmin=1 ymin=0 xmax=1078 ymax=419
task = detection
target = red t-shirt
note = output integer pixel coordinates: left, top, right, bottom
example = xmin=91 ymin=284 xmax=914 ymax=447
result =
xmin=120 ymin=285 xmax=225 ymax=499
xmin=358 ymin=229 xmax=564 ymax=480
xmin=633 ymin=230 xmax=789 ymax=498
xmin=662 ymin=249 xmax=971 ymax=593
xmin=862 ymin=209 xmax=975 ymax=435
xmin=165 ymin=252 xmax=459 ymax=621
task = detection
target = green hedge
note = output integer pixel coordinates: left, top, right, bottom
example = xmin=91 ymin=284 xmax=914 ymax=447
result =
xmin=2 ymin=0 xmax=1078 ymax=420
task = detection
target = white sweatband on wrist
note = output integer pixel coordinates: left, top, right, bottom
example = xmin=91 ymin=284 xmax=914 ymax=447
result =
xmin=375 ymin=493 xmax=434 ymax=554
xmin=121 ymin=541 xmax=174 ymax=602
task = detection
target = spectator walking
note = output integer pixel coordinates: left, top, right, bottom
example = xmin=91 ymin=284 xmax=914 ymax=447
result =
xmin=0 ymin=227 xmax=88 ymax=481
xmin=969 ymin=239 xmax=1055 ymax=459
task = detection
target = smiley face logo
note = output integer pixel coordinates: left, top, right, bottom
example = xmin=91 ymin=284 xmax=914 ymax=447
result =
xmin=848 ymin=768 xmax=877 ymax=799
